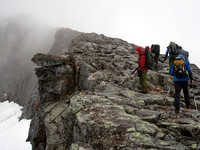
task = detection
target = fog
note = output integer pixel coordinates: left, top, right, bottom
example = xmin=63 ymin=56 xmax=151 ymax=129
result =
xmin=0 ymin=14 xmax=56 ymax=105
xmin=0 ymin=0 xmax=200 ymax=104
xmin=0 ymin=0 xmax=199 ymax=67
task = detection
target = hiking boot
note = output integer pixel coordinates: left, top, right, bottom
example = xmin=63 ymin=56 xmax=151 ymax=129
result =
xmin=175 ymin=110 xmax=179 ymax=114
xmin=142 ymin=91 xmax=148 ymax=94
xmin=186 ymin=106 xmax=190 ymax=110
xmin=184 ymin=106 xmax=191 ymax=112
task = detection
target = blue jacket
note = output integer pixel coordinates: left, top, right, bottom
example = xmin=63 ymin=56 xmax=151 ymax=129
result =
xmin=170 ymin=55 xmax=192 ymax=82
xmin=164 ymin=47 xmax=176 ymax=60
xmin=164 ymin=48 xmax=169 ymax=60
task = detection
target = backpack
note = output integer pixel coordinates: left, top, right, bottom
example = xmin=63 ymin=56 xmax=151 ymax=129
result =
xmin=178 ymin=49 xmax=189 ymax=63
xmin=151 ymin=44 xmax=160 ymax=63
xmin=144 ymin=47 xmax=155 ymax=70
xmin=151 ymin=44 xmax=160 ymax=55
xmin=173 ymin=56 xmax=187 ymax=78
xmin=168 ymin=42 xmax=178 ymax=55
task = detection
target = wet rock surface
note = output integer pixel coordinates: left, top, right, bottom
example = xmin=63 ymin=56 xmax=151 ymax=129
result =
xmin=29 ymin=32 xmax=200 ymax=150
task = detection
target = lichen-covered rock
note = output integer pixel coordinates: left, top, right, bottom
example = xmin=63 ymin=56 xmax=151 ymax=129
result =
xmin=69 ymin=143 xmax=94 ymax=150
xmin=135 ymin=109 xmax=161 ymax=123
xmin=32 ymin=53 xmax=76 ymax=103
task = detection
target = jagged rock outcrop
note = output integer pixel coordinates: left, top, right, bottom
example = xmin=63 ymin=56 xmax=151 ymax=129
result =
xmin=28 ymin=32 xmax=200 ymax=150
xmin=0 ymin=17 xmax=83 ymax=119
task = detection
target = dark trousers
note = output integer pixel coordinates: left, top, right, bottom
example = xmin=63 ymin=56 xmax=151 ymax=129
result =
xmin=154 ymin=54 xmax=159 ymax=64
xmin=174 ymin=81 xmax=190 ymax=111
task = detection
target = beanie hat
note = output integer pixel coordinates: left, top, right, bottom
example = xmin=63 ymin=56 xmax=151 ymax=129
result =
xmin=136 ymin=47 xmax=142 ymax=52
xmin=145 ymin=46 xmax=149 ymax=51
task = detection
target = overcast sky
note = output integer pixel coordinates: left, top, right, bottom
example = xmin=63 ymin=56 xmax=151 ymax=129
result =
xmin=0 ymin=0 xmax=200 ymax=67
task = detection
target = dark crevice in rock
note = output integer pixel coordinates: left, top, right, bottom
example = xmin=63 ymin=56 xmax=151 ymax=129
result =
xmin=179 ymin=129 xmax=193 ymax=137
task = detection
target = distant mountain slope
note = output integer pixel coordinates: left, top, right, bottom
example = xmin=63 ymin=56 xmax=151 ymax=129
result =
xmin=48 ymin=28 xmax=82 ymax=55
xmin=0 ymin=14 xmax=84 ymax=119
xmin=0 ymin=14 xmax=56 ymax=106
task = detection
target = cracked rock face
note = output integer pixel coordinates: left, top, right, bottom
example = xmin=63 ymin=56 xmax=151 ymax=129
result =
xmin=29 ymin=31 xmax=200 ymax=150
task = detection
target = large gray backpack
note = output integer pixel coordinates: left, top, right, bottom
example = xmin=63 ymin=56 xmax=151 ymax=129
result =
xmin=178 ymin=49 xmax=189 ymax=63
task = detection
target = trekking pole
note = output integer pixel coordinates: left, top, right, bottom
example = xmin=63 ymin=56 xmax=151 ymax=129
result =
xmin=132 ymin=66 xmax=139 ymax=75
xmin=167 ymin=86 xmax=171 ymax=96
xmin=191 ymin=84 xmax=198 ymax=116
xmin=194 ymin=97 xmax=198 ymax=116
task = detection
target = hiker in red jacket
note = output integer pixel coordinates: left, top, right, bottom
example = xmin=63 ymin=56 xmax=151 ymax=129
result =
xmin=136 ymin=46 xmax=148 ymax=93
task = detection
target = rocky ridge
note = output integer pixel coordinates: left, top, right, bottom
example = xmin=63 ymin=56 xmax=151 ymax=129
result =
xmin=29 ymin=32 xmax=200 ymax=150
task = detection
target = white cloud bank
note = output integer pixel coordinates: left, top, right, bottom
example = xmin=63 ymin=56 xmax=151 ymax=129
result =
xmin=0 ymin=0 xmax=199 ymax=67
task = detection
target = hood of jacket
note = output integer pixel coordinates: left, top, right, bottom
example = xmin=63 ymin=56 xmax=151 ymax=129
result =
xmin=177 ymin=54 xmax=185 ymax=61
xmin=138 ymin=50 xmax=146 ymax=55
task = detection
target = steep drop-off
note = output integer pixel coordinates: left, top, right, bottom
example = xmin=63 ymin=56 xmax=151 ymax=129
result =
xmin=0 ymin=16 xmax=82 ymax=119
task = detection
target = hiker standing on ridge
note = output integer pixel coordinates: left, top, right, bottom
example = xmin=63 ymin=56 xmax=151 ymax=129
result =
xmin=170 ymin=54 xmax=194 ymax=114
xmin=136 ymin=46 xmax=148 ymax=94
xmin=151 ymin=44 xmax=160 ymax=71
xmin=164 ymin=41 xmax=179 ymax=68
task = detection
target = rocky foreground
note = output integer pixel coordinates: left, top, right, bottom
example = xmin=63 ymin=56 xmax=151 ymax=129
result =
xmin=28 ymin=31 xmax=200 ymax=150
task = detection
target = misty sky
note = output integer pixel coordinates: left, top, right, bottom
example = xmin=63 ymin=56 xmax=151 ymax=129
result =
xmin=0 ymin=0 xmax=200 ymax=67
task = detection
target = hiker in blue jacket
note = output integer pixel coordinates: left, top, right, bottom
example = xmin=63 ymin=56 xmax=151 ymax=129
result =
xmin=170 ymin=54 xmax=194 ymax=114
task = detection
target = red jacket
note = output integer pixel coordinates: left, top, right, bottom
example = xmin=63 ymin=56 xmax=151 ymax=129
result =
xmin=138 ymin=50 xmax=148 ymax=70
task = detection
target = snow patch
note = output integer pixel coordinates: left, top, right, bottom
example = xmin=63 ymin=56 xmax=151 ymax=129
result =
xmin=0 ymin=101 xmax=31 ymax=150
